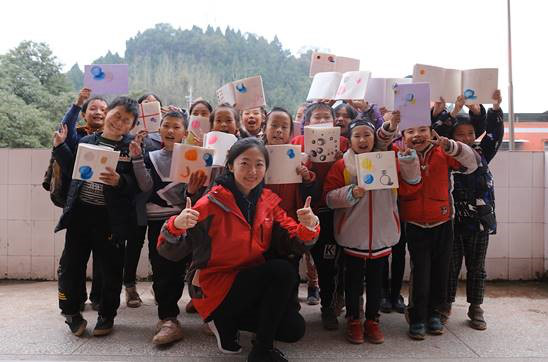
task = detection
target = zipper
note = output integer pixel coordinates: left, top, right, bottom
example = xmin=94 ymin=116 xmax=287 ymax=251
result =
xmin=368 ymin=190 xmax=373 ymax=258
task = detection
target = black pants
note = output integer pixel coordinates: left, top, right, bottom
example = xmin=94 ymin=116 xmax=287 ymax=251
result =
xmin=123 ymin=224 xmax=147 ymax=288
xmin=309 ymin=209 xmax=340 ymax=311
xmin=345 ymin=253 xmax=385 ymax=320
xmin=208 ymin=259 xmax=305 ymax=349
xmin=447 ymin=228 xmax=489 ymax=305
xmin=79 ymin=251 xmax=102 ymax=304
xmin=148 ymin=220 xmax=188 ymax=320
xmin=406 ymin=221 xmax=453 ymax=324
xmin=58 ymin=202 xmax=126 ymax=319
xmin=381 ymin=221 xmax=407 ymax=301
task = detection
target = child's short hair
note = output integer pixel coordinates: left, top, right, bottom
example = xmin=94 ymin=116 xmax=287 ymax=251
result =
xmin=267 ymin=106 xmax=294 ymax=135
xmin=190 ymin=99 xmax=213 ymax=114
xmin=161 ymin=111 xmax=189 ymax=129
xmin=210 ymin=103 xmax=240 ymax=128
xmin=334 ymin=103 xmax=358 ymax=120
xmin=303 ymin=102 xmax=335 ymax=125
xmin=348 ymin=117 xmax=376 ymax=136
xmin=81 ymin=96 xmax=107 ymax=114
xmin=137 ymin=93 xmax=163 ymax=106
xmin=108 ymin=97 xmax=139 ymax=127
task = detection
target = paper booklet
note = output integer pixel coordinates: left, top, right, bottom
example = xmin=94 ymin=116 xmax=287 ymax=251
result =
xmin=204 ymin=131 xmax=238 ymax=166
xmin=393 ymin=82 xmax=431 ymax=129
xmin=265 ymin=145 xmax=303 ymax=184
xmin=83 ymin=64 xmax=129 ymax=95
xmin=355 ymin=151 xmax=399 ymax=191
xmin=412 ymin=64 xmax=498 ymax=104
xmin=307 ymin=71 xmax=371 ymax=101
xmin=303 ymin=125 xmax=341 ymax=163
xmin=364 ymin=78 xmax=412 ymax=109
xmin=131 ymin=101 xmax=162 ymax=135
xmin=72 ymin=143 xmax=120 ymax=184
xmin=216 ymin=75 xmax=266 ymax=110
xmin=169 ymin=143 xmax=215 ymax=185
xmin=309 ymin=52 xmax=360 ymax=77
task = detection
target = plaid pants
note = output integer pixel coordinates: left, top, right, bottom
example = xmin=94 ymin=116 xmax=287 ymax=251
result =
xmin=447 ymin=229 xmax=489 ymax=305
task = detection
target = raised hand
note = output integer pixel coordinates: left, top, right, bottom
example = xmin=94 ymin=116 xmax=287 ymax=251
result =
xmin=296 ymin=165 xmax=312 ymax=182
xmin=99 ymin=166 xmax=121 ymax=186
xmin=492 ymin=89 xmax=502 ymax=110
xmin=129 ymin=133 xmax=145 ymax=158
xmin=432 ymin=97 xmax=446 ymax=117
xmin=53 ymin=124 xmax=68 ymax=147
xmin=174 ymin=197 xmax=200 ymax=230
xmin=296 ymin=196 xmax=319 ymax=229
xmin=451 ymin=95 xmax=465 ymax=117
xmin=467 ymin=103 xmax=482 ymax=115
xmin=76 ymin=88 xmax=91 ymax=108
xmin=430 ymin=129 xmax=450 ymax=151
xmin=187 ymin=170 xmax=207 ymax=195
xmin=389 ymin=110 xmax=400 ymax=131
xmin=352 ymin=185 xmax=366 ymax=199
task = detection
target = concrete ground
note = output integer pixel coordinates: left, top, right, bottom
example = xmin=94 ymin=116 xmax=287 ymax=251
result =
xmin=0 ymin=281 xmax=547 ymax=361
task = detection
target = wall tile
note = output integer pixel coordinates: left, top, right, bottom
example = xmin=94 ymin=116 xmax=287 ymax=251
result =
xmin=532 ymin=152 xmax=545 ymax=188
xmin=490 ymin=151 xmax=508 ymax=188
xmin=30 ymin=185 xmax=53 ymax=221
xmin=7 ymin=220 xmax=32 ymax=256
xmin=31 ymin=256 xmax=55 ymax=280
xmin=7 ymin=255 xmax=31 ymax=279
xmin=8 ymin=149 xmax=31 ymax=185
xmin=508 ymin=223 xmax=532 ymax=259
xmin=508 ymin=152 xmax=533 ymax=187
xmin=485 ymin=258 xmax=508 ymax=280
xmin=530 ymin=187 xmax=545 ymax=223
xmin=508 ymin=258 xmax=532 ymax=280
xmin=487 ymin=223 xmax=509 ymax=258
xmin=532 ymin=223 xmax=544 ymax=258
xmin=7 ymin=185 xmax=31 ymax=220
xmin=30 ymin=149 xmax=52 ymax=185
xmin=508 ymin=188 xmax=532 ymax=223
xmin=0 ymin=220 xmax=6 ymax=256
xmin=494 ymin=187 xmax=509 ymax=223
xmin=0 ymin=148 xmax=8 ymax=185
xmin=31 ymin=220 xmax=55 ymax=256
xmin=0 ymin=255 xmax=7 ymax=279
xmin=531 ymin=258 xmax=545 ymax=277
xmin=54 ymin=229 xmax=66 ymax=257
xmin=0 ymin=185 xmax=6 ymax=220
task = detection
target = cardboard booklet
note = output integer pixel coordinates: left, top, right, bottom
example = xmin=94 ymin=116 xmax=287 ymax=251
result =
xmin=204 ymin=131 xmax=238 ymax=166
xmin=307 ymin=71 xmax=371 ymax=101
xmin=131 ymin=101 xmax=162 ymax=135
xmin=188 ymin=115 xmax=211 ymax=143
xmin=169 ymin=143 xmax=215 ymax=185
xmin=412 ymin=64 xmax=498 ymax=104
xmin=355 ymin=151 xmax=399 ymax=191
xmin=364 ymin=78 xmax=412 ymax=109
xmin=83 ymin=64 xmax=129 ymax=95
xmin=265 ymin=145 xmax=303 ymax=185
xmin=393 ymin=82 xmax=431 ymax=129
xmin=309 ymin=52 xmax=360 ymax=77
xmin=72 ymin=143 xmax=120 ymax=184
xmin=216 ymin=75 xmax=266 ymax=110
xmin=303 ymin=125 xmax=341 ymax=163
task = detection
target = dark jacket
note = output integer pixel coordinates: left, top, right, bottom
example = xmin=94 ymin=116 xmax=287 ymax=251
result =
xmin=431 ymin=104 xmax=487 ymax=138
xmin=53 ymin=133 xmax=139 ymax=239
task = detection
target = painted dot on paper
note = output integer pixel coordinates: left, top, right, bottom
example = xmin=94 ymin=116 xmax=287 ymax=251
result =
xmin=363 ymin=174 xmax=374 ymax=184
xmin=99 ymin=156 xmax=108 ymax=164
xmin=208 ymin=135 xmax=218 ymax=145
xmin=83 ymin=152 xmax=95 ymax=162
xmin=191 ymin=120 xmax=200 ymax=129
xmin=287 ymin=149 xmax=296 ymax=159
xmin=79 ymin=166 xmax=93 ymax=180
xmin=203 ymin=153 xmax=213 ymax=166
xmin=185 ymin=149 xmax=198 ymax=161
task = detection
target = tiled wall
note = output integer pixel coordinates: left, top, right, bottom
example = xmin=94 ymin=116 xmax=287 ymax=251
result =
xmin=0 ymin=149 xmax=546 ymax=280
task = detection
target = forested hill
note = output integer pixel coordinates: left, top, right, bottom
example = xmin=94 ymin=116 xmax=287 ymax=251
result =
xmin=67 ymin=23 xmax=314 ymax=111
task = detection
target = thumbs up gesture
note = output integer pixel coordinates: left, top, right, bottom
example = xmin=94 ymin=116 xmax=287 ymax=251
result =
xmin=296 ymin=196 xmax=319 ymax=229
xmin=174 ymin=197 xmax=200 ymax=230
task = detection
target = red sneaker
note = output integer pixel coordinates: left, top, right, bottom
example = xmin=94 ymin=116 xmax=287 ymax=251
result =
xmin=346 ymin=319 xmax=364 ymax=344
xmin=364 ymin=320 xmax=384 ymax=344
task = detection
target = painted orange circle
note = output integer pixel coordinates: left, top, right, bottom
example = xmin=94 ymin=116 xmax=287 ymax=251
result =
xmin=184 ymin=149 xmax=198 ymax=161
xmin=419 ymin=69 xmax=425 ymax=75
xmin=100 ymin=156 xmax=108 ymax=164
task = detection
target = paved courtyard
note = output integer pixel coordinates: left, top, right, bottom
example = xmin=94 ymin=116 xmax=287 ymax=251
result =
xmin=0 ymin=280 xmax=547 ymax=361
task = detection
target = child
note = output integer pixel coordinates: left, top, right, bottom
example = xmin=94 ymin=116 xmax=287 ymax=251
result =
xmin=240 ymin=106 xmax=267 ymax=138
xmin=396 ymin=123 xmax=478 ymax=340
xmin=324 ymin=113 xmax=409 ymax=344
xmin=263 ymin=107 xmax=317 ymax=305
xmin=53 ymin=97 xmax=140 ymax=337
xmin=443 ymin=90 xmax=503 ymax=330
xmin=294 ymin=103 xmax=307 ymax=135
xmin=186 ymin=99 xmax=213 ymax=146
xmin=333 ymin=103 xmax=358 ymax=137
xmin=291 ymin=101 xmax=349 ymax=330
xmin=157 ymin=138 xmax=320 ymax=362
xmin=130 ymin=111 xmax=201 ymax=345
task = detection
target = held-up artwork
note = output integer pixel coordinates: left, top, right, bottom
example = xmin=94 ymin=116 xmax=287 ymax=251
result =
xmin=72 ymin=143 xmax=121 ymax=184
xmin=355 ymin=151 xmax=399 ymax=191
xmin=83 ymin=64 xmax=129 ymax=95
xmin=304 ymin=125 xmax=340 ymax=163
xmin=265 ymin=145 xmax=303 ymax=184
xmin=204 ymin=131 xmax=238 ymax=166
xmin=169 ymin=143 xmax=215 ymax=185
xmin=131 ymin=101 xmax=162 ymax=135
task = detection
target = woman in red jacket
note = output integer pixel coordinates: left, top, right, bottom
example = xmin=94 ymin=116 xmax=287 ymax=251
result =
xmin=157 ymin=138 xmax=320 ymax=362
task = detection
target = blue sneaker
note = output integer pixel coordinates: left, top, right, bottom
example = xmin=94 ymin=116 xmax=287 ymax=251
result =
xmin=408 ymin=323 xmax=426 ymax=340
xmin=427 ymin=316 xmax=444 ymax=335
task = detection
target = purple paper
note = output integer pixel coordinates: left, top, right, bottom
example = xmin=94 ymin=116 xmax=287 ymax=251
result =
xmin=83 ymin=64 xmax=129 ymax=95
xmin=394 ymin=82 xmax=430 ymax=129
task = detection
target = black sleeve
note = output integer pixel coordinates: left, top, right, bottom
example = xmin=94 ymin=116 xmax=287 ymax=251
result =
xmin=469 ymin=104 xmax=487 ymax=137
xmin=479 ymin=108 xmax=504 ymax=163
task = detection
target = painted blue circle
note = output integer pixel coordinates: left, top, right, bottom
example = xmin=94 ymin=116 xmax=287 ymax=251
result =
xmin=203 ymin=153 xmax=213 ymax=166
xmin=287 ymin=149 xmax=296 ymax=159
xmin=405 ymin=93 xmax=415 ymax=102
xmin=363 ymin=174 xmax=374 ymax=185
xmin=235 ymin=83 xmax=247 ymax=93
xmin=463 ymin=89 xmax=476 ymax=99
xmin=90 ymin=66 xmax=105 ymax=80
xmin=79 ymin=166 xmax=93 ymax=180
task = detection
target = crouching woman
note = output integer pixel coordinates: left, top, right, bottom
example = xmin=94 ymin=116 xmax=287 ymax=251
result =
xmin=157 ymin=138 xmax=320 ymax=362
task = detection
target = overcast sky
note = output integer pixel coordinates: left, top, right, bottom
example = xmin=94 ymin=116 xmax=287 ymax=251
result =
xmin=2 ymin=0 xmax=547 ymax=113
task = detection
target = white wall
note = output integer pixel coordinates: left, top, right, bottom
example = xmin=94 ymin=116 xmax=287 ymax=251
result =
xmin=0 ymin=148 xmax=546 ymax=280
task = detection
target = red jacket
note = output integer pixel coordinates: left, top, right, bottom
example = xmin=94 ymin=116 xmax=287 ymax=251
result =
xmin=393 ymin=142 xmax=478 ymax=225
xmin=157 ymin=185 xmax=319 ymax=319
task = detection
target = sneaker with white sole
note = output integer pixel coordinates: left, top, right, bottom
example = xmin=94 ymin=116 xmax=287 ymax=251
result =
xmin=207 ymin=320 xmax=242 ymax=354
xmin=152 ymin=319 xmax=184 ymax=345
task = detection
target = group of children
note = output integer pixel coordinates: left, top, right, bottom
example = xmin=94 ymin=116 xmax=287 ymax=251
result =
xmin=48 ymin=85 xmax=503 ymax=361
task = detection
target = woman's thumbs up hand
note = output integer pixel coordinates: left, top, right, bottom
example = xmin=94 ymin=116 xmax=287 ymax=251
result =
xmin=296 ymin=196 xmax=319 ymax=229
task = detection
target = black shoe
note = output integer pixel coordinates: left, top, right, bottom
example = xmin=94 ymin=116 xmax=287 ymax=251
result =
xmin=380 ymin=297 xmax=392 ymax=313
xmin=65 ymin=314 xmax=87 ymax=337
xmin=207 ymin=320 xmax=242 ymax=354
xmin=320 ymin=307 xmax=339 ymax=331
xmin=392 ymin=295 xmax=406 ymax=314
xmin=93 ymin=316 xmax=114 ymax=336
xmin=247 ymin=341 xmax=288 ymax=362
